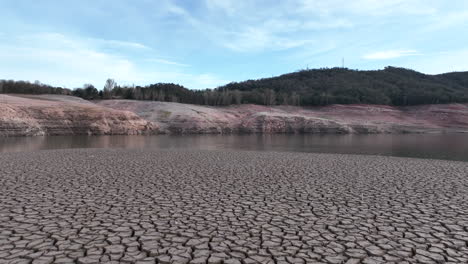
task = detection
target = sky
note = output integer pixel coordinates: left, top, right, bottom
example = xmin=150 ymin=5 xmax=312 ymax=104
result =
xmin=1 ymin=0 xmax=468 ymax=89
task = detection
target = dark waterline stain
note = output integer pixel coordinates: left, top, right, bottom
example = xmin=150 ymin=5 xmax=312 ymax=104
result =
xmin=0 ymin=134 xmax=467 ymax=162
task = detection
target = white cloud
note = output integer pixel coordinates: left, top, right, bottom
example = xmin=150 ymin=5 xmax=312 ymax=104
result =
xmin=363 ymin=50 xmax=420 ymax=60
xmin=302 ymin=19 xmax=353 ymax=30
xmin=97 ymin=39 xmax=150 ymax=50
xmin=167 ymin=1 xmax=353 ymax=53
xmin=178 ymin=0 xmax=445 ymax=54
xmin=221 ymin=27 xmax=315 ymax=52
xmin=411 ymin=49 xmax=468 ymax=74
xmin=147 ymin=58 xmax=190 ymax=67
xmin=298 ymin=0 xmax=437 ymax=16
xmin=1 ymin=33 xmax=135 ymax=85
xmin=205 ymin=0 xmax=241 ymax=15
xmin=188 ymin=73 xmax=228 ymax=89
xmin=0 ymin=32 xmax=224 ymax=89
xmin=426 ymin=10 xmax=468 ymax=31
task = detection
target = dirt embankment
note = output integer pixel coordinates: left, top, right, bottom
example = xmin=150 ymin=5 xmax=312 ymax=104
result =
xmin=98 ymin=100 xmax=468 ymax=134
xmin=0 ymin=95 xmax=155 ymax=136
xmin=1 ymin=95 xmax=467 ymax=136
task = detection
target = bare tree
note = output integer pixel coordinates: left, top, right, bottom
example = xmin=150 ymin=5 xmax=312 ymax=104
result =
xmin=233 ymin=90 xmax=242 ymax=104
xmin=132 ymin=86 xmax=141 ymax=100
xmin=0 ymin=81 xmax=3 ymax=104
xmin=202 ymin=91 xmax=209 ymax=105
xmin=280 ymin=93 xmax=290 ymax=105
xmin=291 ymin=92 xmax=300 ymax=106
xmin=103 ymin=78 xmax=116 ymax=99
xmin=264 ymin=89 xmax=276 ymax=106
xmin=221 ymin=90 xmax=232 ymax=105
xmin=158 ymin=89 xmax=165 ymax=101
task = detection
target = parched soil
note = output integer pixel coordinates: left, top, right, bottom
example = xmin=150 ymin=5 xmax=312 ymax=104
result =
xmin=1 ymin=149 xmax=467 ymax=263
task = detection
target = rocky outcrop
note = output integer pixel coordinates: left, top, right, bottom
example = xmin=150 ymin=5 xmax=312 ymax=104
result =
xmin=98 ymin=100 xmax=468 ymax=134
xmin=0 ymin=95 xmax=156 ymax=136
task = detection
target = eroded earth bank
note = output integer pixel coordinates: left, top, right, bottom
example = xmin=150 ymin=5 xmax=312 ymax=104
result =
xmin=1 ymin=149 xmax=468 ymax=263
xmin=2 ymin=94 xmax=468 ymax=136
xmin=0 ymin=95 xmax=155 ymax=136
xmin=99 ymin=100 xmax=468 ymax=134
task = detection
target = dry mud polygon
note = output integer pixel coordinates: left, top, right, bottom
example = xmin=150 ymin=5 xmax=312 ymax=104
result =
xmin=1 ymin=149 xmax=467 ymax=263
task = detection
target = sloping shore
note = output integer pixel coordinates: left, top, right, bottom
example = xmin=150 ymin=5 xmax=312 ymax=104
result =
xmin=1 ymin=94 xmax=468 ymax=136
xmin=0 ymin=94 xmax=155 ymax=136
xmin=99 ymin=99 xmax=468 ymax=134
xmin=1 ymin=149 xmax=467 ymax=263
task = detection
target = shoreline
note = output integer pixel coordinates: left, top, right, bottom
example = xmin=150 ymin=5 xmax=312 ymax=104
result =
xmin=2 ymin=94 xmax=468 ymax=137
xmin=1 ymin=134 xmax=468 ymax=162
xmin=0 ymin=127 xmax=467 ymax=138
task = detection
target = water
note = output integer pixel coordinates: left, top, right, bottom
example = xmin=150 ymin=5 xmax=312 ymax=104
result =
xmin=0 ymin=134 xmax=467 ymax=162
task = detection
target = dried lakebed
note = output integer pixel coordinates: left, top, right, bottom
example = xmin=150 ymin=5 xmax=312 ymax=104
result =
xmin=0 ymin=149 xmax=467 ymax=264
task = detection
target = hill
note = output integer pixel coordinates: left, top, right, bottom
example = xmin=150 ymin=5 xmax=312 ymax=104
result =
xmin=218 ymin=67 xmax=468 ymax=106
xmin=2 ymin=67 xmax=468 ymax=107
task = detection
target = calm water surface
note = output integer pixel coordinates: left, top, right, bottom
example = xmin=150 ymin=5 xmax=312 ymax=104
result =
xmin=1 ymin=134 xmax=467 ymax=162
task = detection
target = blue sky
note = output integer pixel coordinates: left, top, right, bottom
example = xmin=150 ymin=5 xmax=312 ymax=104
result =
xmin=1 ymin=0 xmax=468 ymax=89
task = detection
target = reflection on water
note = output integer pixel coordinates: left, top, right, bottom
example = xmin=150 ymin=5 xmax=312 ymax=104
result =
xmin=0 ymin=134 xmax=467 ymax=162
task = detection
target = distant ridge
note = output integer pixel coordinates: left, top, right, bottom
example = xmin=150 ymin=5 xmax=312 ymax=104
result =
xmin=217 ymin=67 xmax=468 ymax=106
xmin=2 ymin=66 xmax=468 ymax=106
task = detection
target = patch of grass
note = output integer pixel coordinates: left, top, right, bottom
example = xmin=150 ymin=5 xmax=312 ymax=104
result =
xmin=159 ymin=110 xmax=172 ymax=118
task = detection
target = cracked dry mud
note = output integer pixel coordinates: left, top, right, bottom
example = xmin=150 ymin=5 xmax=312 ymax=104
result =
xmin=1 ymin=149 xmax=468 ymax=264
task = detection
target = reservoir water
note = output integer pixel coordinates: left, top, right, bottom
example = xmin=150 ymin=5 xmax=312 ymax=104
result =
xmin=0 ymin=134 xmax=467 ymax=162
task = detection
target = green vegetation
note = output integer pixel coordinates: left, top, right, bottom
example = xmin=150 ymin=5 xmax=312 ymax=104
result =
xmin=217 ymin=67 xmax=468 ymax=106
xmin=0 ymin=80 xmax=71 ymax=95
xmin=2 ymin=67 xmax=468 ymax=106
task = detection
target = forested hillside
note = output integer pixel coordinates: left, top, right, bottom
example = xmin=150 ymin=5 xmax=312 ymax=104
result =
xmin=217 ymin=67 xmax=468 ymax=106
xmin=2 ymin=67 xmax=468 ymax=106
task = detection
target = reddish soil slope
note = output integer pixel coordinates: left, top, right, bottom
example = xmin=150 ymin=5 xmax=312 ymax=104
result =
xmin=98 ymin=100 xmax=468 ymax=134
xmin=0 ymin=95 xmax=155 ymax=136
xmin=2 ymin=95 xmax=467 ymax=136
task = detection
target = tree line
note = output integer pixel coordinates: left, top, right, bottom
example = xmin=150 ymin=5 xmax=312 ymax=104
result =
xmin=0 ymin=80 xmax=72 ymax=95
xmin=2 ymin=67 xmax=468 ymax=106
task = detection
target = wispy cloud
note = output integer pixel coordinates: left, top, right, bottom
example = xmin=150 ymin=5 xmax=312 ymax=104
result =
xmin=97 ymin=39 xmax=151 ymax=50
xmin=147 ymin=58 xmax=190 ymax=67
xmin=185 ymin=0 xmax=446 ymax=54
xmin=0 ymin=33 xmax=140 ymax=86
xmin=165 ymin=1 xmax=355 ymax=53
xmin=1 ymin=0 xmax=467 ymax=86
xmin=298 ymin=0 xmax=437 ymax=16
xmin=363 ymin=50 xmax=420 ymax=60
xmin=0 ymin=32 xmax=223 ymax=89
xmin=204 ymin=0 xmax=241 ymax=16
xmin=411 ymin=49 xmax=468 ymax=74
xmin=16 ymin=33 xmax=150 ymax=52
xmin=425 ymin=10 xmax=468 ymax=31
xmin=187 ymin=73 xmax=228 ymax=88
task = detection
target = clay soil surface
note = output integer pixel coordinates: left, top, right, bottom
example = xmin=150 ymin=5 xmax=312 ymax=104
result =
xmin=1 ymin=149 xmax=468 ymax=263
